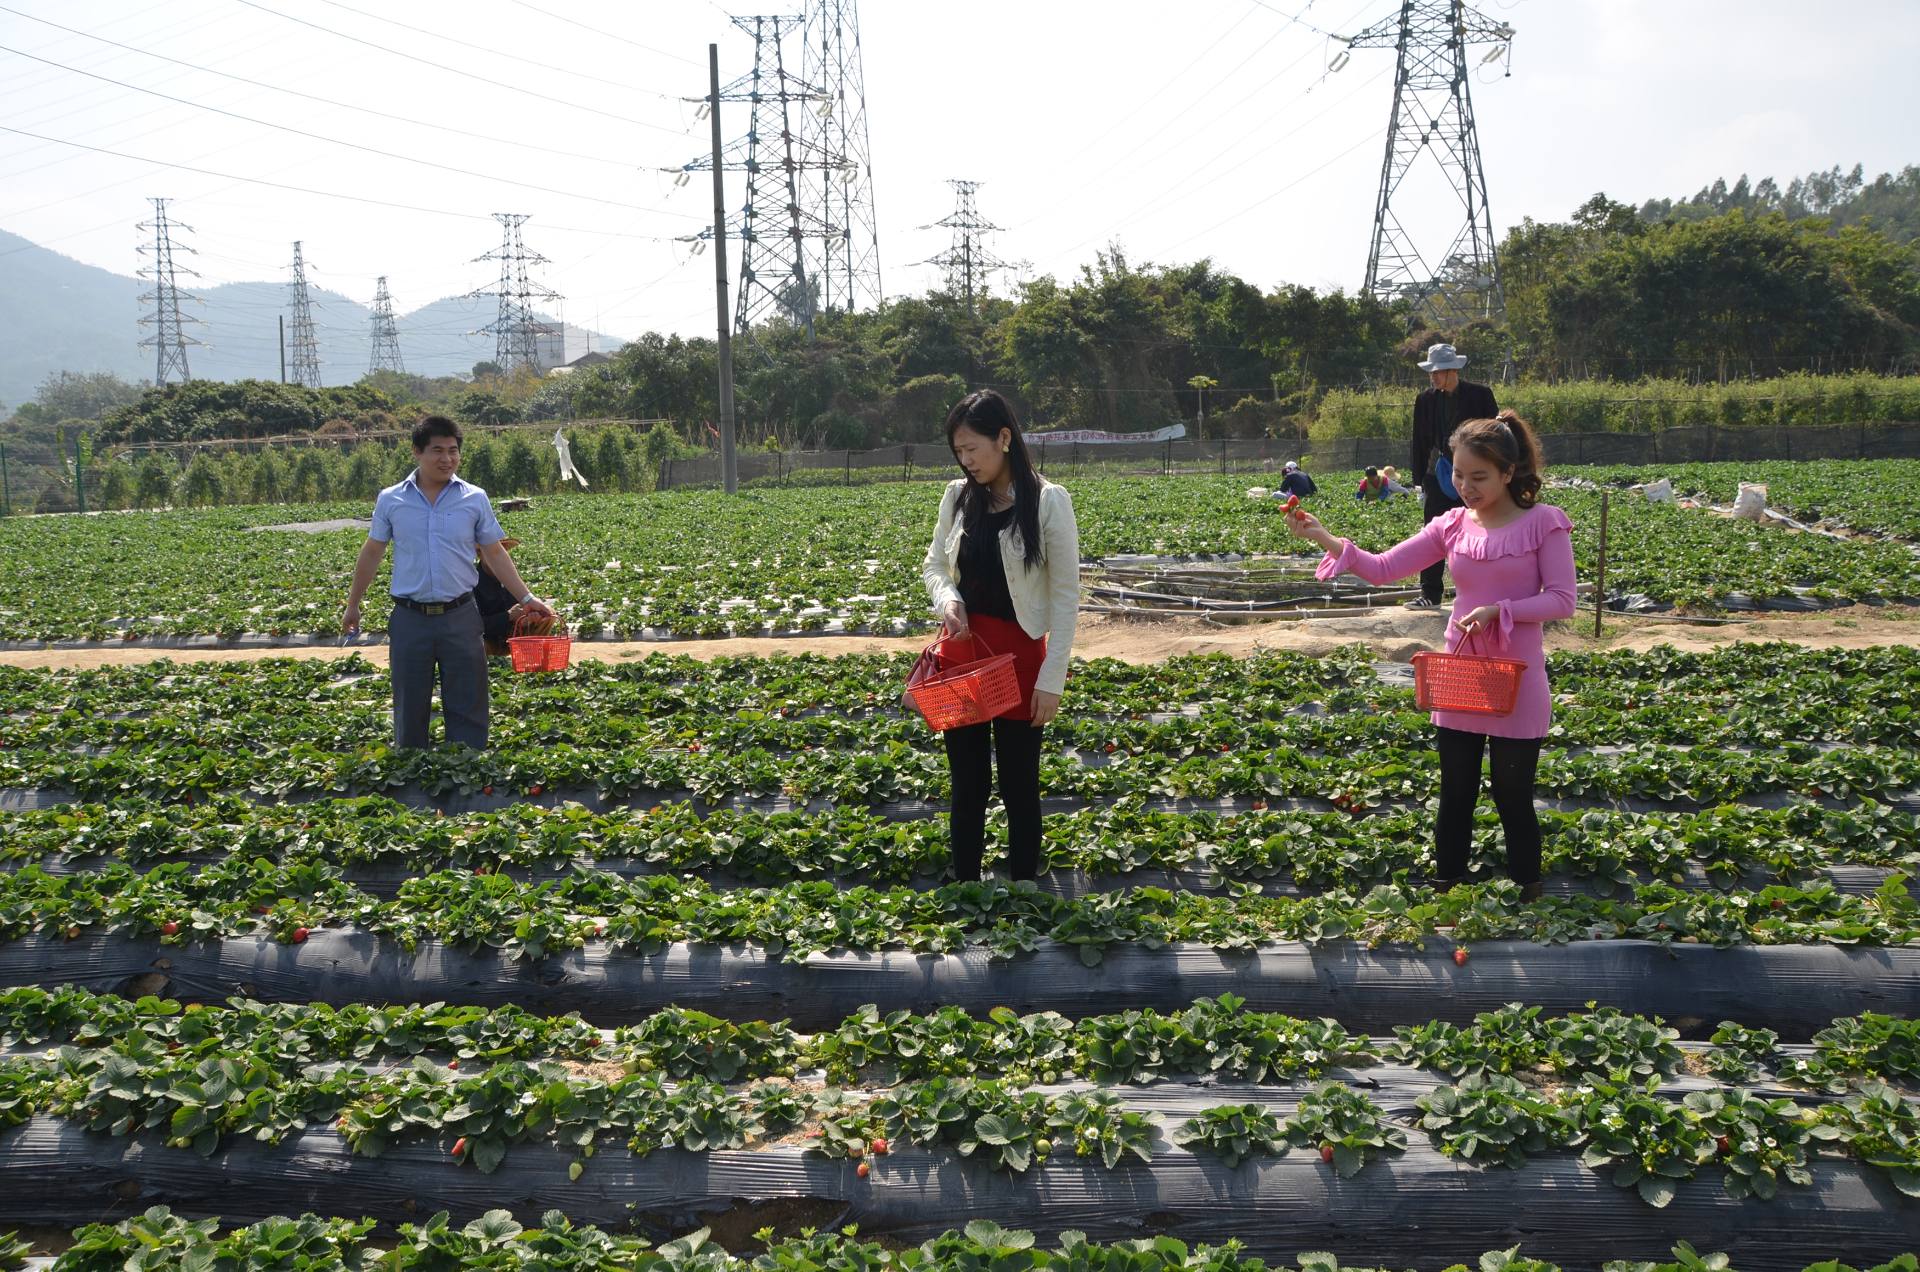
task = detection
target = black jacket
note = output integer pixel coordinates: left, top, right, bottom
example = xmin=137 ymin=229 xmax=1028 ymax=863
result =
xmin=475 ymin=562 xmax=516 ymax=645
xmin=1279 ymin=471 xmax=1317 ymax=498
xmin=1409 ymin=380 xmax=1499 ymax=488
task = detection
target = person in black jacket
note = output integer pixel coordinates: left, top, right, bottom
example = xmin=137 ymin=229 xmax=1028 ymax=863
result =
xmin=1408 ymin=343 xmax=1498 ymax=606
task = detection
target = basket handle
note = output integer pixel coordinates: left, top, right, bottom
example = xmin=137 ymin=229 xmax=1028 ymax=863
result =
xmin=513 ymin=609 xmax=564 ymax=639
xmin=925 ymin=628 xmax=997 ymax=663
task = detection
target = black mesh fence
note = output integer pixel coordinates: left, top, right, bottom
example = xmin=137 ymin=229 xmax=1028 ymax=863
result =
xmin=656 ymin=422 xmax=1920 ymax=491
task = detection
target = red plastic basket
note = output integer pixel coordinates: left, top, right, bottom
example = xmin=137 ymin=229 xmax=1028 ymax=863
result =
xmin=508 ymin=612 xmax=571 ymax=674
xmin=906 ymin=632 xmax=1022 ymax=731
xmin=1412 ymin=629 xmax=1526 ymax=715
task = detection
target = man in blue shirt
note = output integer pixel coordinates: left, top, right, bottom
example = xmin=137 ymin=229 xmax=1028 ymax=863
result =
xmin=344 ymin=415 xmax=555 ymax=749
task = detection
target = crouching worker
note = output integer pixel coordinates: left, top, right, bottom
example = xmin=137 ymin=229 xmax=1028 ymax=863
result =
xmin=475 ymin=537 xmax=554 ymax=657
xmin=344 ymin=415 xmax=556 ymax=749
xmin=921 ymin=390 xmax=1080 ymax=883
xmin=1286 ymin=410 xmax=1575 ymax=900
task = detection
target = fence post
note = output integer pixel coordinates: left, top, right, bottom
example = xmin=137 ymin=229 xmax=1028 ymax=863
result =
xmin=1164 ymin=439 xmax=1172 ymax=476
xmin=74 ymin=433 xmax=87 ymax=513
xmin=846 ymin=450 xmax=853 ymax=485
xmin=1594 ymin=490 xmax=1610 ymax=639
xmin=903 ymin=444 xmax=912 ymax=482
xmin=0 ymin=443 xmax=9 ymax=517
xmin=1218 ymin=438 xmax=1226 ymax=475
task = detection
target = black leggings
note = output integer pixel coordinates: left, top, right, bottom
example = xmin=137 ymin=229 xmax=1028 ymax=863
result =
xmin=944 ymin=717 xmax=1045 ymax=882
xmin=1434 ymin=726 xmax=1543 ymax=885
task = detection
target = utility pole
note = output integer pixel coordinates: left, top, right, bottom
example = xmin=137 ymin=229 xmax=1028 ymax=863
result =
xmin=917 ymin=179 xmax=1010 ymax=312
xmin=1346 ymin=0 xmax=1513 ymax=326
xmin=286 ymin=241 xmax=322 ymax=388
xmin=136 ymin=197 xmax=202 ymax=384
xmin=278 ymin=315 xmax=286 ymax=383
xmin=709 ymin=42 xmax=738 ymax=494
xmin=368 ymin=276 xmax=405 ymax=374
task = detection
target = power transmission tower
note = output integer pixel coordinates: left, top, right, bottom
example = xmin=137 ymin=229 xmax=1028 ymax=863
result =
xmin=368 ymin=275 xmax=405 ymax=375
xmin=672 ymin=16 xmax=821 ymax=341
xmin=1347 ymin=0 xmax=1514 ymax=326
xmin=285 ymin=240 xmax=322 ymax=388
xmin=802 ymin=0 xmax=882 ymax=314
xmin=471 ymin=213 xmax=562 ymax=373
xmin=918 ymin=180 xmax=1009 ymax=312
xmin=136 ymin=197 xmax=202 ymax=384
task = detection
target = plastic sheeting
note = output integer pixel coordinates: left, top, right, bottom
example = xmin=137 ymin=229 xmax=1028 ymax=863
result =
xmin=0 ymin=1118 xmax=1910 ymax=1272
xmin=3 ymin=932 xmax=1916 ymax=1037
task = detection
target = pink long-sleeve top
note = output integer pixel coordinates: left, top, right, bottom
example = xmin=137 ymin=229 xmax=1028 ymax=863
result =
xmin=1318 ymin=503 xmax=1578 ymax=739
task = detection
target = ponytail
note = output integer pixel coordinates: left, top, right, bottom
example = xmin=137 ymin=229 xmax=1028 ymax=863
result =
xmin=1452 ymin=409 xmax=1545 ymax=507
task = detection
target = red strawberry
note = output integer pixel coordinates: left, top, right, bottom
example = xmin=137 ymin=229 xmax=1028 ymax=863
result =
xmin=1717 ymin=1136 xmax=1731 ymax=1154
xmin=585 ymin=1035 xmax=602 ymax=1048
xmin=291 ymin=927 xmax=310 ymax=944
xmin=689 ymin=742 xmax=702 ymax=753
xmin=337 ymin=1116 xmax=349 ymax=1131
xmin=856 ymin=1161 xmax=870 ymax=1178
xmin=871 ymin=1137 xmax=889 ymax=1156
xmin=1320 ymin=1144 xmax=1335 ymax=1164
xmin=451 ymin=1137 xmax=468 ymax=1157
xmin=448 ymin=1058 xmax=460 ymax=1070
xmin=160 ymin=920 xmax=180 ymax=936
xmin=482 ymin=785 xmax=494 ymax=796
xmin=529 ymin=785 xmax=544 ymax=796
xmin=1770 ymin=899 xmax=1785 ymax=911
xmin=1453 ymin=947 xmax=1469 ymax=966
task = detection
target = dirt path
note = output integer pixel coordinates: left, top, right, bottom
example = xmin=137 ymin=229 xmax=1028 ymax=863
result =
xmin=2 ymin=608 xmax=1913 ymax=672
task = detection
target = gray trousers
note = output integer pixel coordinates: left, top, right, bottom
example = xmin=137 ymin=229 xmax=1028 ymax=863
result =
xmin=388 ymin=602 xmax=489 ymax=750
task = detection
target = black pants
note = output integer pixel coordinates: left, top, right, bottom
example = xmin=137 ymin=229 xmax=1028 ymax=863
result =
xmin=1420 ymin=491 xmax=1464 ymax=603
xmin=944 ymin=717 xmax=1045 ymax=882
xmin=1434 ymin=726 xmax=1542 ymax=885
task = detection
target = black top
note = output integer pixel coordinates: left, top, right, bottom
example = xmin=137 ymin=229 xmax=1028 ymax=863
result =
xmin=1409 ymin=379 xmax=1499 ymax=487
xmin=958 ymin=505 xmax=1019 ymax=621
xmin=1279 ymin=471 xmax=1317 ymax=497
xmin=474 ymin=561 xmax=516 ymax=643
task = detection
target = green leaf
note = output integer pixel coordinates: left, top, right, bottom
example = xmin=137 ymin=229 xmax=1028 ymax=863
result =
xmin=1636 ymin=1176 xmax=1677 ymax=1208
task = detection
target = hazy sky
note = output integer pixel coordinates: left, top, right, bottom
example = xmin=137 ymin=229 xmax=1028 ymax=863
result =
xmin=2 ymin=0 xmax=1914 ymax=351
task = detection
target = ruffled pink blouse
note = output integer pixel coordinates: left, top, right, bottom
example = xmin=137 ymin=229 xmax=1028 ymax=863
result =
xmin=1318 ymin=504 xmax=1578 ymax=738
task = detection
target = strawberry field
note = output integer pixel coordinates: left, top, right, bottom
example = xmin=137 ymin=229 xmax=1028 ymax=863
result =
xmin=0 ymin=637 xmax=1917 ymax=1268
xmin=3 ymin=464 xmax=1918 ymax=643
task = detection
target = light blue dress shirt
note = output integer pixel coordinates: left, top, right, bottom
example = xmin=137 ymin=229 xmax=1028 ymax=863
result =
xmin=369 ymin=471 xmax=506 ymax=602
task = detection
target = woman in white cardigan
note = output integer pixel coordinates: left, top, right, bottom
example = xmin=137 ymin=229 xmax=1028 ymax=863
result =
xmin=920 ymin=390 xmax=1080 ymax=882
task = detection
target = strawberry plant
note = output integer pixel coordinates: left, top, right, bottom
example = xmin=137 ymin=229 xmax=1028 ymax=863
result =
xmin=1571 ymin=1080 xmax=1717 ymax=1208
xmin=1170 ymin=1102 xmax=1287 ymax=1167
xmin=1416 ymin=1075 xmax=1575 ymax=1169
xmin=1283 ymin=1084 xmax=1407 ymax=1178
xmin=1681 ymin=1088 xmax=1816 ymax=1200
xmin=1814 ymin=1082 xmax=1920 ymax=1197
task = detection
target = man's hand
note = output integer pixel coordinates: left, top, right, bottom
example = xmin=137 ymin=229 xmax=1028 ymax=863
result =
xmin=519 ymin=596 xmax=557 ymax=619
xmin=1030 ymin=689 xmax=1061 ymax=728
xmin=343 ymin=600 xmax=362 ymax=635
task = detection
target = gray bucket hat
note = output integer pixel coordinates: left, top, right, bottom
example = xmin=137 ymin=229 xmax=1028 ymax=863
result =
xmin=1417 ymin=342 xmax=1468 ymax=372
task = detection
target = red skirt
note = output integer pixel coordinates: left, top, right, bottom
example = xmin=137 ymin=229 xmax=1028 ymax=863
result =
xmin=946 ymin=613 xmax=1047 ymax=722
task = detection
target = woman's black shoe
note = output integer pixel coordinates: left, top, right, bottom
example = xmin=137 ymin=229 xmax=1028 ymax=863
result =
xmin=1518 ymin=881 xmax=1544 ymax=903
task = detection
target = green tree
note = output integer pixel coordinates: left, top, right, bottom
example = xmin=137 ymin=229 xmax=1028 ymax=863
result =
xmin=134 ymin=454 xmax=176 ymax=507
xmin=177 ymin=452 xmax=226 ymax=506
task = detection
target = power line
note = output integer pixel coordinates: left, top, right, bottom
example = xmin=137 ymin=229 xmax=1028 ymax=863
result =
xmin=0 ymin=4 xmax=657 ymax=171
xmin=504 ymin=0 xmax=700 ymax=66
xmin=0 ymin=125 xmax=678 ymax=239
xmin=0 ymin=42 xmax=692 ymax=215
xmin=312 ymin=0 xmax=681 ymax=100
xmin=230 ymin=0 xmax=685 ymax=133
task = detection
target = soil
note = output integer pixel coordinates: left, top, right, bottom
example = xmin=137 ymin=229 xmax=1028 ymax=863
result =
xmin=2 ymin=607 xmax=1914 ymax=673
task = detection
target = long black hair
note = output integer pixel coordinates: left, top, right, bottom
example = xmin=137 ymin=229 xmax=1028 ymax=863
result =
xmin=945 ymin=389 xmax=1044 ymax=568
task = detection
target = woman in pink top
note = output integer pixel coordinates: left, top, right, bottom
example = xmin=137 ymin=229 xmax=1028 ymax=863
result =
xmin=1288 ymin=411 xmax=1577 ymax=900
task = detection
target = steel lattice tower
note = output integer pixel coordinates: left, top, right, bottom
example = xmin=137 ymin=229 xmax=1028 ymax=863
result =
xmin=136 ymin=197 xmax=202 ymax=384
xmin=471 ymin=213 xmax=561 ymax=373
xmin=675 ymin=16 xmax=823 ymax=339
xmin=918 ymin=180 xmax=1009 ymax=312
xmin=286 ymin=240 xmax=322 ymax=388
xmin=368 ymin=275 xmax=405 ymax=375
xmin=1349 ymin=0 xmax=1513 ymax=325
xmin=802 ymin=0 xmax=882 ymax=314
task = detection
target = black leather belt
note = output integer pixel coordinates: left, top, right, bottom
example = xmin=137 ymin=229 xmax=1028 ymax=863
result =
xmin=391 ymin=592 xmax=473 ymax=615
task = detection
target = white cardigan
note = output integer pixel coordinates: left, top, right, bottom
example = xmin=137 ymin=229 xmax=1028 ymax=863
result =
xmin=921 ymin=477 xmax=1080 ymax=696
